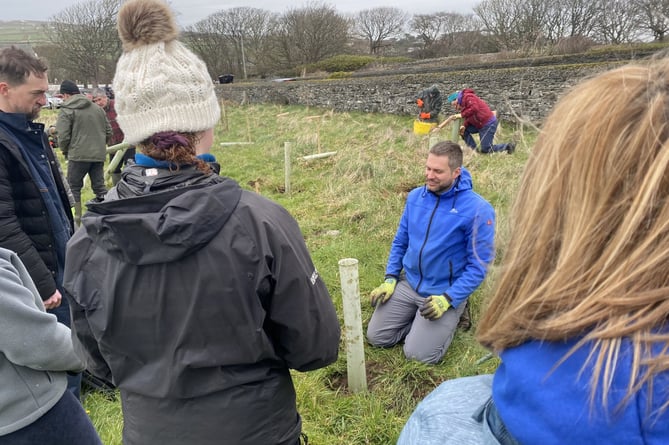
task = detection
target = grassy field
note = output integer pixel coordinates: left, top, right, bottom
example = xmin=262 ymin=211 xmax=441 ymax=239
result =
xmin=38 ymin=104 xmax=536 ymax=444
xmin=0 ymin=20 xmax=49 ymax=44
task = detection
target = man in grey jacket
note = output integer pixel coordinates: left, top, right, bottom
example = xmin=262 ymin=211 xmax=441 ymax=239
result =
xmin=56 ymin=80 xmax=111 ymax=225
xmin=0 ymin=248 xmax=101 ymax=444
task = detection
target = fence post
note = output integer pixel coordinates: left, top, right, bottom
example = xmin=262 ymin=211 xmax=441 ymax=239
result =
xmin=451 ymin=118 xmax=461 ymax=143
xmin=284 ymin=142 xmax=291 ymax=195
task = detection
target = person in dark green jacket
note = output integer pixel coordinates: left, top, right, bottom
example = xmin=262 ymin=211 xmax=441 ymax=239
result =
xmin=56 ymin=80 xmax=111 ymax=224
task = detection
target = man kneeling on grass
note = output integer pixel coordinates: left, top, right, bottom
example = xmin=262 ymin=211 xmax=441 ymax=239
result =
xmin=366 ymin=141 xmax=495 ymax=364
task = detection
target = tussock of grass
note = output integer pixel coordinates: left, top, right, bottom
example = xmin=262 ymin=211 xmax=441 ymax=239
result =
xmin=38 ymin=104 xmax=531 ymax=444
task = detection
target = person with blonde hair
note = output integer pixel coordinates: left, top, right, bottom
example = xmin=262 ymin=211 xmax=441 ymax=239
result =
xmin=397 ymin=57 xmax=669 ymax=444
xmin=62 ymin=1 xmax=340 ymax=444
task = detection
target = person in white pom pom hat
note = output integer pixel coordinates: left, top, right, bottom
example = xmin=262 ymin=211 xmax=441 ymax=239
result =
xmin=62 ymin=1 xmax=340 ymax=444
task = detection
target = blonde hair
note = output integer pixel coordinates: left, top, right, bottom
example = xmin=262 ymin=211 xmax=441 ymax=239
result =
xmin=477 ymin=57 xmax=669 ymax=410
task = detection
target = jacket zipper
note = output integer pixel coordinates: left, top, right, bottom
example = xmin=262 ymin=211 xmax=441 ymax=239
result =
xmin=416 ymin=194 xmax=441 ymax=293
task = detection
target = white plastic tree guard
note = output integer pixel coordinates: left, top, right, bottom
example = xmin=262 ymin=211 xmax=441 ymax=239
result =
xmin=338 ymin=258 xmax=368 ymax=393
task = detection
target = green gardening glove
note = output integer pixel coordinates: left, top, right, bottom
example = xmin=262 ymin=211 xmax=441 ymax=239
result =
xmin=420 ymin=294 xmax=452 ymax=320
xmin=370 ymin=277 xmax=397 ymax=307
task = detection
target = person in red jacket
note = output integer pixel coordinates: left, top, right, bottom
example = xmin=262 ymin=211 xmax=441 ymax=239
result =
xmin=445 ymin=89 xmax=515 ymax=154
xmin=91 ymin=87 xmax=135 ymax=185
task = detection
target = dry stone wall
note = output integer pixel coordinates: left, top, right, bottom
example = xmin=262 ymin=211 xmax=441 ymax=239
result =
xmin=215 ymin=59 xmax=635 ymax=124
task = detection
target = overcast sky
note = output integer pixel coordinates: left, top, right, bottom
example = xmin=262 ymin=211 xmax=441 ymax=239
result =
xmin=4 ymin=0 xmax=480 ymax=27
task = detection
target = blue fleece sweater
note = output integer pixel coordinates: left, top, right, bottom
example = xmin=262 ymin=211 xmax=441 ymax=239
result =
xmin=385 ymin=167 xmax=495 ymax=307
xmin=494 ymin=338 xmax=669 ymax=444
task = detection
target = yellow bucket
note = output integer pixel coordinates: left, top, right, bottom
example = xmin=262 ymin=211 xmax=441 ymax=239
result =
xmin=413 ymin=120 xmax=436 ymax=135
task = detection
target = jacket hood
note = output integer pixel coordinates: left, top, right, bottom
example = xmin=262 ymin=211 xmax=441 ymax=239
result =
xmin=62 ymin=94 xmax=94 ymax=110
xmin=81 ymin=179 xmax=242 ymax=265
xmin=455 ymin=167 xmax=473 ymax=192
xmin=460 ymin=88 xmax=476 ymax=103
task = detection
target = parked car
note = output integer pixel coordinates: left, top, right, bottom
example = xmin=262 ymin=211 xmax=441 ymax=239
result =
xmin=43 ymin=93 xmax=63 ymax=109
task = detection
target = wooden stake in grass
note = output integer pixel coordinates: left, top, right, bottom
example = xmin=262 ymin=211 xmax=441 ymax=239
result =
xmin=245 ymin=113 xmax=252 ymax=143
xmin=450 ymin=118 xmax=461 ymax=143
xmin=338 ymin=258 xmax=368 ymax=393
xmin=219 ymin=99 xmax=228 ymax=132
xmin=304 ymin=114 xmax=325 ymax=153
xmin=284 ymin=141 xmax=291 ymax=195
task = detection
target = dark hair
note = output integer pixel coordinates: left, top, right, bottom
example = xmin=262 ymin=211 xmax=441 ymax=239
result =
xmin=140 ymin=131 xmax=210 ymax=173
xmin=0 ymin=46 xmax=47 ymax=86
xmin=429 ymin=141 xmax=463 ymax=170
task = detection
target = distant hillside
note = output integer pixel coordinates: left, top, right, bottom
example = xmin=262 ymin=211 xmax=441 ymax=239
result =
xmin=0 ymin=20 xmax=49 ymax=44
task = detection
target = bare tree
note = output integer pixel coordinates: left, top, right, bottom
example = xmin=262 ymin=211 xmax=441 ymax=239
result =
xmin=635 ymin=0 xmax=669 ymax=41
xmin=411 ymin=13 xmax=449 ymax=52
xmin=476 ymin=0 xmax=630 ymax=51
xmin=185 ymin=15 xmax=231 ymax=80
xmin=217 ymin=7 xmax=277 ymax=79
xmin=474 ymin=0 xmax=521 ymax=51
xmin=440 ymin=15 xmax=493 ymax=55
xmin=273 ymin=2 xmax=350 ymax=70
xmin=45 ymin=0 xmax=122 ymax=86
xmin=354 ymin=7 xmax=409 ymax=54
xmin=534 ymin=0 xmax=600 ymax=54
xmin=542 ymin=0 xmax=599 ymax=45
xmin=562 ymin=0 xmax=600 ymax=37
xmin=592 ymin=0 xmax=642 ymax=43
xmin=186 ymin=7 xmax=277 ymax=80
xmin=408 ymin=12 xmax=486 ymax=57
xmin=514 ymin=0 xmax=551 ymax=51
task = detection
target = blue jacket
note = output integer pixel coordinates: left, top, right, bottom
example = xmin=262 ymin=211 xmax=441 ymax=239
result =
xmin=385 ymin=167 xmax=495 ymax=307
xmin=494 ymin=338 xmax=669 ymax=444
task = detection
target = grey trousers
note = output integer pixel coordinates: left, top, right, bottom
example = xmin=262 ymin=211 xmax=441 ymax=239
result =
xmin=367 ymin=279 xmax=466 ymax=364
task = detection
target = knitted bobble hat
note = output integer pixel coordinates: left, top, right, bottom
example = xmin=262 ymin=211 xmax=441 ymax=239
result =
xmin=112 ymin=0 xmax=220 ymax=144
